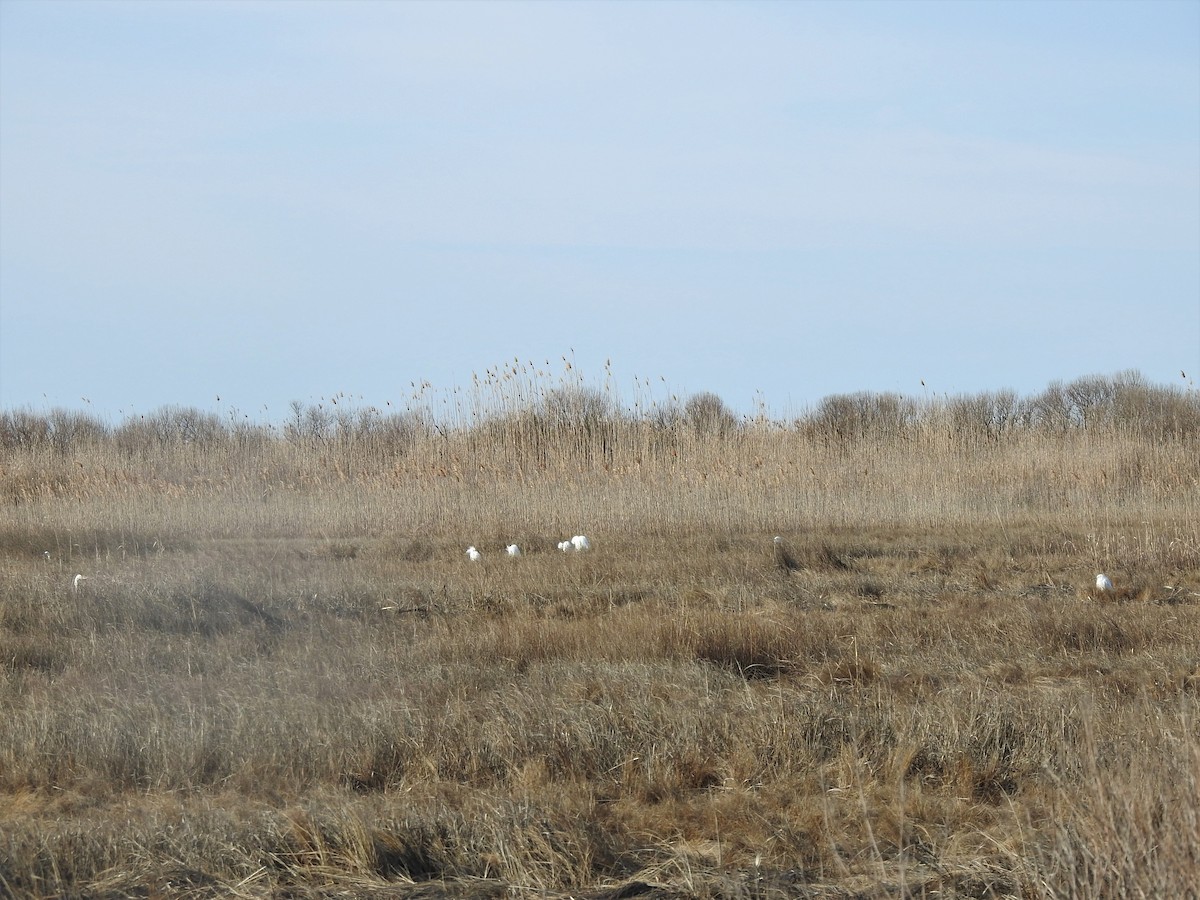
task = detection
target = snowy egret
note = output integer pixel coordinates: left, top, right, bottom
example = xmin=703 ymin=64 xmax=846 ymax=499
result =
xmin=72 ymin=574 xmax=88 ymax=592
xmin=466 ymin=546 xmax=482 ymax=562
xmin=506 ymin=544 xmax=521 ymax=557
xmin=1095 ymin=573 xmax=1114 ymax=593
xmin=571 ymin=535 xmax=591 ymax=552
xmin=557 ymin=541 xmax=573 ymax=552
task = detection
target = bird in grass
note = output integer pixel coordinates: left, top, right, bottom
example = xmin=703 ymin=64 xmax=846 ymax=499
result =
xmin=466 ymin=546 xmax=482 ymax=562
xmin=571 ymin=535 xmax=591 ymax=552
xmin=1095 ymin=573 xmax=1114 ymax=593
xmin=72 ymin=574 xmax=88 ymax=592
xmin=773 ymin=536 xmax=802 ymax=573
xmin=506 ymin=544 xmax=521 ymax=557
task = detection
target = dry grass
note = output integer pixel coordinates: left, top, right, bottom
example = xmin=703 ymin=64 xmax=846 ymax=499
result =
xmin=2 ymin=372 xmax=1199 ymax=898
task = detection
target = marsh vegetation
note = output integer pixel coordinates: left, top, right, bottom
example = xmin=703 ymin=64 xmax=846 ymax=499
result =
xmin=2 ymin=368 xmax=1198 ymax=898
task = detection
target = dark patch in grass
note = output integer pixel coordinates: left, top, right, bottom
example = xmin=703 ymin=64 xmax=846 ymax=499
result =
xmin=399 ymin=540 xmax=435 ymax=563
xmin=370 ymin=827 xmax=449 ymax=880
xmin=855 ymin=581 xmax=885 ymax=599
xmin=905 ymin=746 xmax=949 ymax=783
xmin=971 ymin=765 xmax=1020 ymax=804
xmin=693 ymin=640 xmax=793 ymax=680
xmin=0 ymin=527 xmax=191 ymax=560
xmin=151 ymin=579 xmax=286 ymax=636
xmin=3 ymin=637 xmax=63 ymax=674
xmin=774 ymin=537 xmax=851 ymax=574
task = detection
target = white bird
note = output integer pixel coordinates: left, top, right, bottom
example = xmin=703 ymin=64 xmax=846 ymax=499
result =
xmin=557 ymin=541 xmax=574 ymax=552
xmin=72 ymin=574 xmax=88 ymax=592
xmin=506 ymin=544 xmax=521 ymax=557
xmin=466 ymin=546 xmax=482 ymax=562
xmin=571 ymin=535 xmax=591 ymax=552
xmin=1095 ymin=573 xmax=1114 ymax=593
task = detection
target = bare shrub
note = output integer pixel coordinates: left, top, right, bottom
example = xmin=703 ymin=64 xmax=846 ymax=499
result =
xmin=115 ymin=405 xmax=226 ymax=453
xmin=683 ymin=391 xmax=738 ymax=437
xmin=803 ymin=391 xmax=919 ymax=443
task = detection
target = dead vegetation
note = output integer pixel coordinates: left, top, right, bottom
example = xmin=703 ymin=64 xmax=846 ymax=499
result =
xmin=1 ymin=369 xmax=1198 ymax=898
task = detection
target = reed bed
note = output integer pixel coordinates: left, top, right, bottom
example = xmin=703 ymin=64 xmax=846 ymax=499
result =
xmin=1 ymin=369 xmax=1198 ymax=898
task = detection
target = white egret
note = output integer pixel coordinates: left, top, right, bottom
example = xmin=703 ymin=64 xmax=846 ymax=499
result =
xmin=506 ymin=544 xmax=521 ymax=557
xmin=1095 ymin=573 xmax=1114 ymax=593
xmin=72 ymin=574 xmax=88 ymax=592
xmin=466 ymin=546 xmax=482 ymax=562
xmin=571 ymin=535 xmax=591 ymax=552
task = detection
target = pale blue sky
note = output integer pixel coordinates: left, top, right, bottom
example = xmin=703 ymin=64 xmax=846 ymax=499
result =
xmin=2 ymin=0 xmax=1197 ymax=420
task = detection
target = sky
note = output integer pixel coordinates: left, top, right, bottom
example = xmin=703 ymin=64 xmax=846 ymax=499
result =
xmin=1 ymin=0 xmax=1198 ymax=422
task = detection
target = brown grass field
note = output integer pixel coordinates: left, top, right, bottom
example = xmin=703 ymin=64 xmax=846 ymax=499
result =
xmin=2 ymin=370 xmax=1199 ymax=899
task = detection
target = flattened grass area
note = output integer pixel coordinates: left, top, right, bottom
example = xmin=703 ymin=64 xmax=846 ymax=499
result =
xmin=1 ymin=386 xmax=1199 ymax=898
